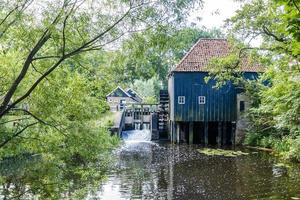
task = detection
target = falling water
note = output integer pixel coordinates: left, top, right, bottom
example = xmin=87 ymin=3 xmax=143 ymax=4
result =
xmin=134 ymin=123 xmax=141 ymax=130
xmin=121 ymin=129 xmax=152 ymax=142
xmin=142 ymin=123 xmax=150 ymax=130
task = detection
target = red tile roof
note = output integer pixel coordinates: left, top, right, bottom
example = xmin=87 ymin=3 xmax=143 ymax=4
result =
xmin=172 ymin=38 xmax=263 ymax=72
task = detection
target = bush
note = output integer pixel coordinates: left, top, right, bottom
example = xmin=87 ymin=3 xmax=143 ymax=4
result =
xmin=244 ymin=131 xmax=267 ymax=146
xmin=285 ymin=136 xmax=300 ymax=163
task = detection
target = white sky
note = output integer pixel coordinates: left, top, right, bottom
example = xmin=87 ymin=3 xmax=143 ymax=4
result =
xmin=189 ymin=0 xmax=242 ymax=29
xmin=189 ymin=0 xmax=262 ymax=46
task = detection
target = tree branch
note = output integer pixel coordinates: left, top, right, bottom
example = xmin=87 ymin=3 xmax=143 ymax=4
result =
xmin=11 ymin=108 xmax=66 ymax=135
xmin=0 ymin=0 xmax=33 ymax=38
xmin=291 ymin=0 xmax=300 ymax=13
xmin=1 ymin=6 xmax=133 ymax=117
xmin=0 ymin=1 xmax=152 ymax=118
xmin=0 ymin=122 xmax=38 ymax=149
xmin=32 ymin=55 xmax=61 ymax=61
xmin=0 ymin=7 xmax=66 ymax=118
xmin=0 ymin=117 xmax=30 ymax=125
xmin=65 ymin=6 xmax=132 ymax=58
xmin=262 ymin=25 xmax=286 ymax=43
xmin=61 ymin=0 xmax=79 ymax=56
xmin=12 ymin=108 xmax=47 ymax=124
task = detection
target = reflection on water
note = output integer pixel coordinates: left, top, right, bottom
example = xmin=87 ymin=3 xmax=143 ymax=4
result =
xmin=94 ymin=131 xmax=300 ymax=200
xmin=1 ymin=130 xmax=300 ymax=199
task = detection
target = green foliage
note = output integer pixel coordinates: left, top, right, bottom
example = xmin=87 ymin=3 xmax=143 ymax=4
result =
xmin=113 ymin=26 xmax=223 ymax=100
xmin=0 ymin=36 xmax=121 ymax=195
xmin=0 ymin=63 xmax=120 ymax=198
xmin=207 ymin=0 xmax=300 ymax=162
xmin=0 ymin=0 xmax=207 ymax=197
xmin=285 ymin=136 xmax=300 ymax=163
xmin=129 ymin=76 xmax=161 ymax=103
xmin=111 ymin=26 xmax=224 ymax=84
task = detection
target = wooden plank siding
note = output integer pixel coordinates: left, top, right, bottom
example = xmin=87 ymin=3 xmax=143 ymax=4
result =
xmin=169 ymin=72 xmax=259 ymax=122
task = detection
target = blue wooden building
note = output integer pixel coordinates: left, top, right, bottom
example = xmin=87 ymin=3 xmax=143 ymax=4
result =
xmin=168 ymin=39 xmax=262 ymax=145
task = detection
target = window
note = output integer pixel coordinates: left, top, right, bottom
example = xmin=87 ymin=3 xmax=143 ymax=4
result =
xmin=120 ymin=99 xmax=126 ymax=104
xmin=125 ymin=111 xmax=132 ymax=117
xmin=178 ymin=96 xmax=185 ymax=104
xmin=108 ymin=99 xmax=112 ymax=102
xmin=240 ymin=101 xmax=245 ymax=112
xmin=198 ymin=96 xmax=206 ymax=104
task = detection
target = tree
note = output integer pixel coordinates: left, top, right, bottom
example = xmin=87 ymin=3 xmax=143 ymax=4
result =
xmin=207 ymin=0 xmax=300 ymax=161
xmin=110 ymin=26 xmax=223 ymax=101
xmin=0 ymin=0 xmax=202 ymax=146
xmin=111 ymin=26 xmax=223 ymax=84
xmin=0 ymin=0 xmax=204 ymax=197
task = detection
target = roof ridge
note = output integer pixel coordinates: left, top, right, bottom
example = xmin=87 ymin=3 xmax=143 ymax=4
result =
xmin=106 ymin=86 xmax=132 ymax=97
xmin=126 ymin=88 xmax=144 ymax=100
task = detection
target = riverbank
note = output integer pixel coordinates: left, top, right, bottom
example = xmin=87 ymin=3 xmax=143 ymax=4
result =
xmin=244 ymin=133 xmax=300 ymax=163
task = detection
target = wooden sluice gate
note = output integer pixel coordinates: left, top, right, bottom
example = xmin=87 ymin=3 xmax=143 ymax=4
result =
xmin=123 ymin=104 xmax=159 ymax=140
xmin=124 ymin=104 xmax=156 ymax=128
xmin=114 ymin=90 xmax=170 ymax=140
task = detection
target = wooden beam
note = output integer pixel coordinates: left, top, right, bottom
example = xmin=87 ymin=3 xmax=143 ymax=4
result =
xmin=189 ymin=122 xmax=193 ymax=145
xmin=222 ymin=122 xmax=227 ymax=145
xmin=176 ymin=123 xmax=180 ymax=144
xmin=231 ymin=122 xmax=236 ymax=146
xmin=204 ymin=121 xmax=208 ymax=145
xmin=218 ymin=122 xmax=222 ymax=146
xmin=170 ymin=121 xmax=173 ymax=143
xmin=141 ymin=104 xmax=144 ymax=129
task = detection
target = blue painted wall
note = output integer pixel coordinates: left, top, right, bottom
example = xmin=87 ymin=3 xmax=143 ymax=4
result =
xmin=168 ymin=72 xmax=259 ymax=122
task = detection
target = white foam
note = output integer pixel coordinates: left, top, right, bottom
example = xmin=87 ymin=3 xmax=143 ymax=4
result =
xmin=122 ymin=129 xmax=152 ymax=142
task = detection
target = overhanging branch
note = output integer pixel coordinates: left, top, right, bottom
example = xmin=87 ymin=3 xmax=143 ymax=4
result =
xmin=0 ymin=122 xmax=38 ymax=149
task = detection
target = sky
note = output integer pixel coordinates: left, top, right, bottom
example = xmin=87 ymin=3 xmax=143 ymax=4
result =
xmin=189 ymin=0 xmax=262 ymax=46
xmin=189 ymin=0 xmax=242 ymax=29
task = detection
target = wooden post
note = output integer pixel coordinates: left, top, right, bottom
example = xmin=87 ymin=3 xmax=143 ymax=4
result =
xmin=218 ymin=122 xmax=222 ymax=146
xmin=231 ymin=122 xmax=236 ymax=146
xmin=189 ymin=122 xmax=193 ymax=145
xmin=172 ymin=121 xmax=176 ymax=144
xmin=222 ymin=122 xmax=227 ymax=145
xmin=170 ymin=121 xmax=174 ymax=143
xmin=132 ymin=104 xmax=135 ymax=129
xmin=204 ymin=121 xmax=208 ymax=145
xmin=176 ymin=123 xmax=180 ymax=144
xmin=170 ymin=121 xmax=172 ymax=142
xmin=141 ymin=104 xmax=144 ymax=129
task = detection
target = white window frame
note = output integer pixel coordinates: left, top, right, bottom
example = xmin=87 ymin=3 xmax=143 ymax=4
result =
xmin=178 ymin=96 xmax=185 ymax=104
xmin=198 ymin=96 xmax=206 ymax=104
xmin=120 ymin=99 xmax=126 ymax=104
xmin=108 ymin=99 xmax=112 ymax=102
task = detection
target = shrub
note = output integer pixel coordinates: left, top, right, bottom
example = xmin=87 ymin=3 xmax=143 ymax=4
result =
xmin=285 ymin=136 xmax=300 ymax=163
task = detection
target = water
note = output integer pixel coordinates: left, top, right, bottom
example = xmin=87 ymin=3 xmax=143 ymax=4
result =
xmin=121 ymin=129 xmax=152 ymax=142
xmin=93 ymin=132 xmax=300 ymax=200
xmin=1 ymin=130 xmax=300 ymax=199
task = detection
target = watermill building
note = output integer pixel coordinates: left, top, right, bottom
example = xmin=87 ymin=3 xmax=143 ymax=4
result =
xmin=168 ymin=39 xmax=263 ymax=145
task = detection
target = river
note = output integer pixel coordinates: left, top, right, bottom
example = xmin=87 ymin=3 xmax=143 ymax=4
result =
xmin=1 ymin=130 xmax=300 ymax=199
xmin=91 ymin=129 xmax=300 ymax=200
